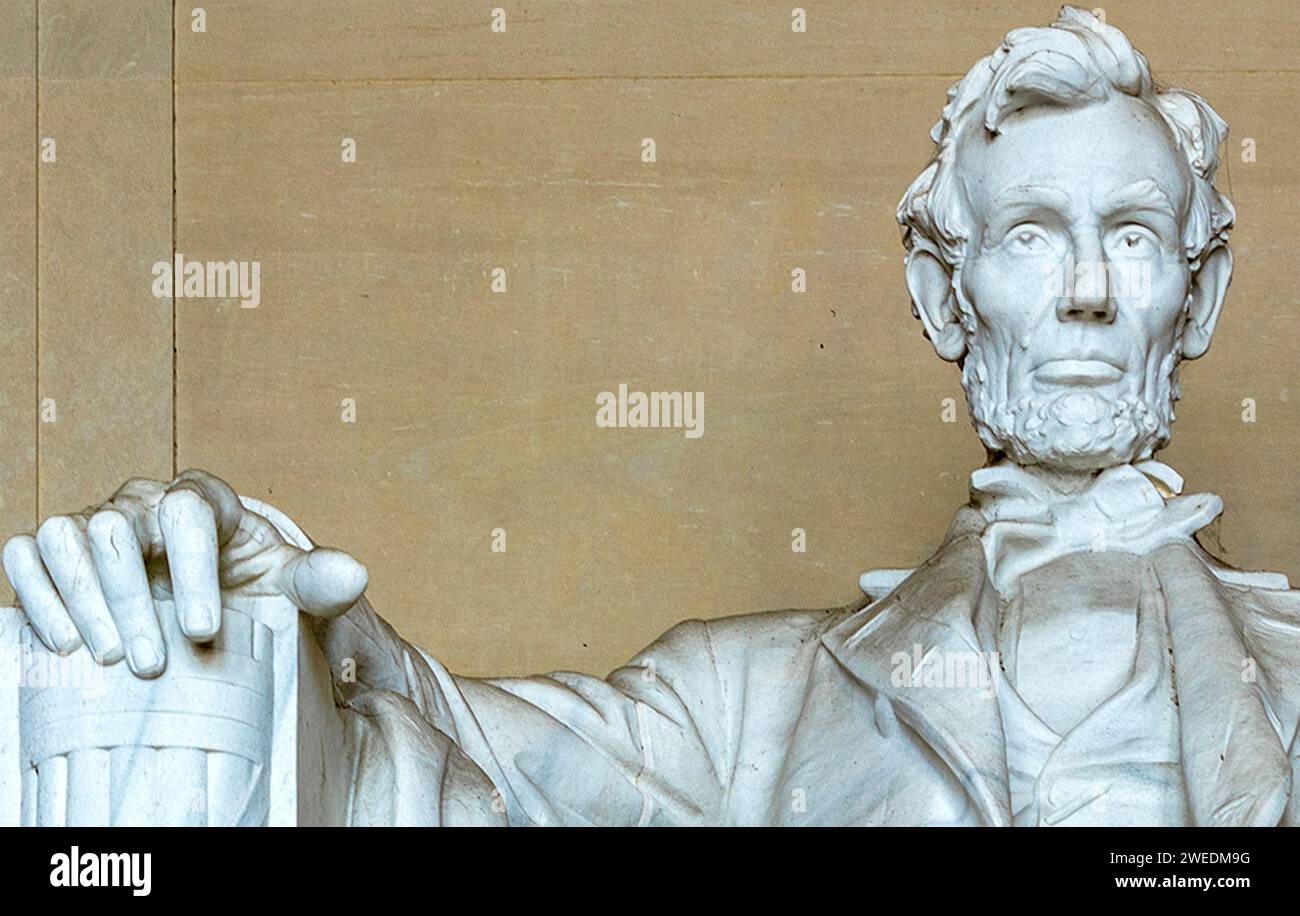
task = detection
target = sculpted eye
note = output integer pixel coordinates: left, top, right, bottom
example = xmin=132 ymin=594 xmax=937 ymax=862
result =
xmin=1111 ymin=226 xmax=1157 ymax=256
xmin=1006 ymin=225 xmax=1049 ymax=253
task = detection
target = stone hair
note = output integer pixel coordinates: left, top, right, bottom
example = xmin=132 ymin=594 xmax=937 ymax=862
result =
xmin=897 ymin=5 xmax=1235 ymax=273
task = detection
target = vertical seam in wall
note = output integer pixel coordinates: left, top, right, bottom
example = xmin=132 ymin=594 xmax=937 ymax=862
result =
xmin=171 ymin=0 xmax=178 ymax=478
xmin=33 ymin=0 xmax=40 ymax=524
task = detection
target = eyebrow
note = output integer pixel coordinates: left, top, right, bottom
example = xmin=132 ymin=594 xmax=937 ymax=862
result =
xmin=1102 ymin=179 xmax=1178 ymax=221
xmin=988 ymin=184 xmax=1073 ymax=213
xmin=980 ymin=185 xmax=1073 ymax=246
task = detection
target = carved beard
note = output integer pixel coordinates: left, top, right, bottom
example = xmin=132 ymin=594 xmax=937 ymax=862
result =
xmin=961 ymin=347 xmax=1179 ymax=471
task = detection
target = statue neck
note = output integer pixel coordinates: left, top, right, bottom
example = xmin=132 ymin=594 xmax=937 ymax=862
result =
xmin=1003 ymin=461 xmax=1102 ymax=497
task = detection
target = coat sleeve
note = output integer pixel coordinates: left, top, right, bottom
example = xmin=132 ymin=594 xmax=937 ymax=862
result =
xmin=243 ymin=497 xmax=730 ymax=827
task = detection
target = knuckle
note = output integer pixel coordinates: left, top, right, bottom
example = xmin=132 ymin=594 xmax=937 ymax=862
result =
xmin=159 ymin=491 xmax=217 ymax=538
xmin=160 ymin=486 xmax=211 ymax=517
xmin=2 ymin=533 xmax=35 ymax=568
xmin=103 ymin=501 xmax=158 ymax=557
xmin=176 ymin=469 xmax=239 ymax=512
xmin=1 ymin=532 xmax=36 ymax=574
xmin=175 ymin=469 xmax=232 ymax=499
xmin=87 ymin=508 xmax=131 ymax=543
xmin=36 ymin=514 xmax=78 ymax=549
xmin=113 ymin=477 xmax=166 ymax=501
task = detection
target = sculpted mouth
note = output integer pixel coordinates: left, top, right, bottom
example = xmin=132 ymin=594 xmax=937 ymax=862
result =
xmin=1033 ymin=358 xmax=1125 ymax=386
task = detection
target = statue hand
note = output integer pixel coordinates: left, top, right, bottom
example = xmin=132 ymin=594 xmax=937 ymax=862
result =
xmin=2 ymin=468 xmax=368 ymax=678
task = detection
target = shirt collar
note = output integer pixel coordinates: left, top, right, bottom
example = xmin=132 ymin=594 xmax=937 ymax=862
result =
xmin=970 ymin=458 xmax=1185 ymax=522
xmin=967 ymin=460 xmax=1224 ymax=595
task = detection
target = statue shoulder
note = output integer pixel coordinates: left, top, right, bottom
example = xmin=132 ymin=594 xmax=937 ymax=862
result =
xmin=1198 ymin=553 xmax=1300 ymax=631
xmin=637 ymin=600 xmax=862 ymax=673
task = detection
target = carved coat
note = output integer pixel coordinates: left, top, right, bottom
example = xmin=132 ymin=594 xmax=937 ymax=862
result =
xmin=253 ymin=462 xmax=1300 ymax=826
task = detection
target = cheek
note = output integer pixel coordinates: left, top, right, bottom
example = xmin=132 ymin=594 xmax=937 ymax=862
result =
xmin=962 ymin=252 xmax=1056 ymax=333
xmin=1126 ymin=255 xmax=1190 ymax=340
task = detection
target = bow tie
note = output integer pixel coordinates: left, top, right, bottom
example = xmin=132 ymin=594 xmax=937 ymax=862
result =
xmin=971 ymin=460 xmax=1223 ymax=595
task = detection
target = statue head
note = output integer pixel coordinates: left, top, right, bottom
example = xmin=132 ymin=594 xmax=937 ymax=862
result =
xmin=898 ymin=5 xmax=1236 ymax=472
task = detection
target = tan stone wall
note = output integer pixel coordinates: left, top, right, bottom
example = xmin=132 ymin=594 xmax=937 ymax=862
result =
xmin=4 ymin=1 xmax=1297 ymax=676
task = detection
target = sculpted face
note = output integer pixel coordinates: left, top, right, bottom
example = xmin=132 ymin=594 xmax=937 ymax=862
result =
xmin=905 ymin=84 xmax=1234 ymax=473
xmin=955 ymin=96 xmax=1196 ymax=471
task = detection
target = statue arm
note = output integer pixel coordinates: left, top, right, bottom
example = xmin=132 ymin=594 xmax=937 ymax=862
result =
xmin=248 ymin=497 xmax=730 ymax=827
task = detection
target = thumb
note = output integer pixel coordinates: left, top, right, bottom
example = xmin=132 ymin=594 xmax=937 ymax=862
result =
xmin=277 ymin=547 xmax=369 ymax=618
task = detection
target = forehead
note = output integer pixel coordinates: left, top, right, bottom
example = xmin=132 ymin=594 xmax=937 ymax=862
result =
xmin=955 ymin=95 xmax=1192 ymax=222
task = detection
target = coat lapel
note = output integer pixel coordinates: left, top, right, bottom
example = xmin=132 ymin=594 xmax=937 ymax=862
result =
xmin=826 ymin=492 xmax=1298 ymax=828
xmin=822 ymin=534 xmax=1012 ymax=826
xmin=1149 ymin=543 xmax=1293 ymax=827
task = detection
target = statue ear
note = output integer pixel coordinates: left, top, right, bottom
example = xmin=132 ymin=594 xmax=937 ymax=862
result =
xmin=1182 ymin=244 xmax=1232 ymax=360
xmin=905 ymin=249 xmax=967 ymax=362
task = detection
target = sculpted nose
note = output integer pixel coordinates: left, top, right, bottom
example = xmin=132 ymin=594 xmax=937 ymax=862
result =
xmin=1057 ymin=237 xmax=1116 ymax=324
xmin=1057 ymin=291 xmax=1116 ymax=323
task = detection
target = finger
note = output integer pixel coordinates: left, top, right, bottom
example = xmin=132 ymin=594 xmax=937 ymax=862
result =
xmin=171 ymin=469 xmax=245 ymax=546
xmin=36 ymin=516 xmax=123 ymax=664
xmin=107 ymin=477 xmax=168 ymax=556
xmin=2 ymin=534 xmax=81 ymax=654
xmin=158 ymin=488 xmax=222 ymax=642
xmin=278 ymin=548 xmax=368 ymax=619
xmin=87 ymin=509 xmax=166 ymax=677
xmin=111 ymin=477 xmax=169 ymax=503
